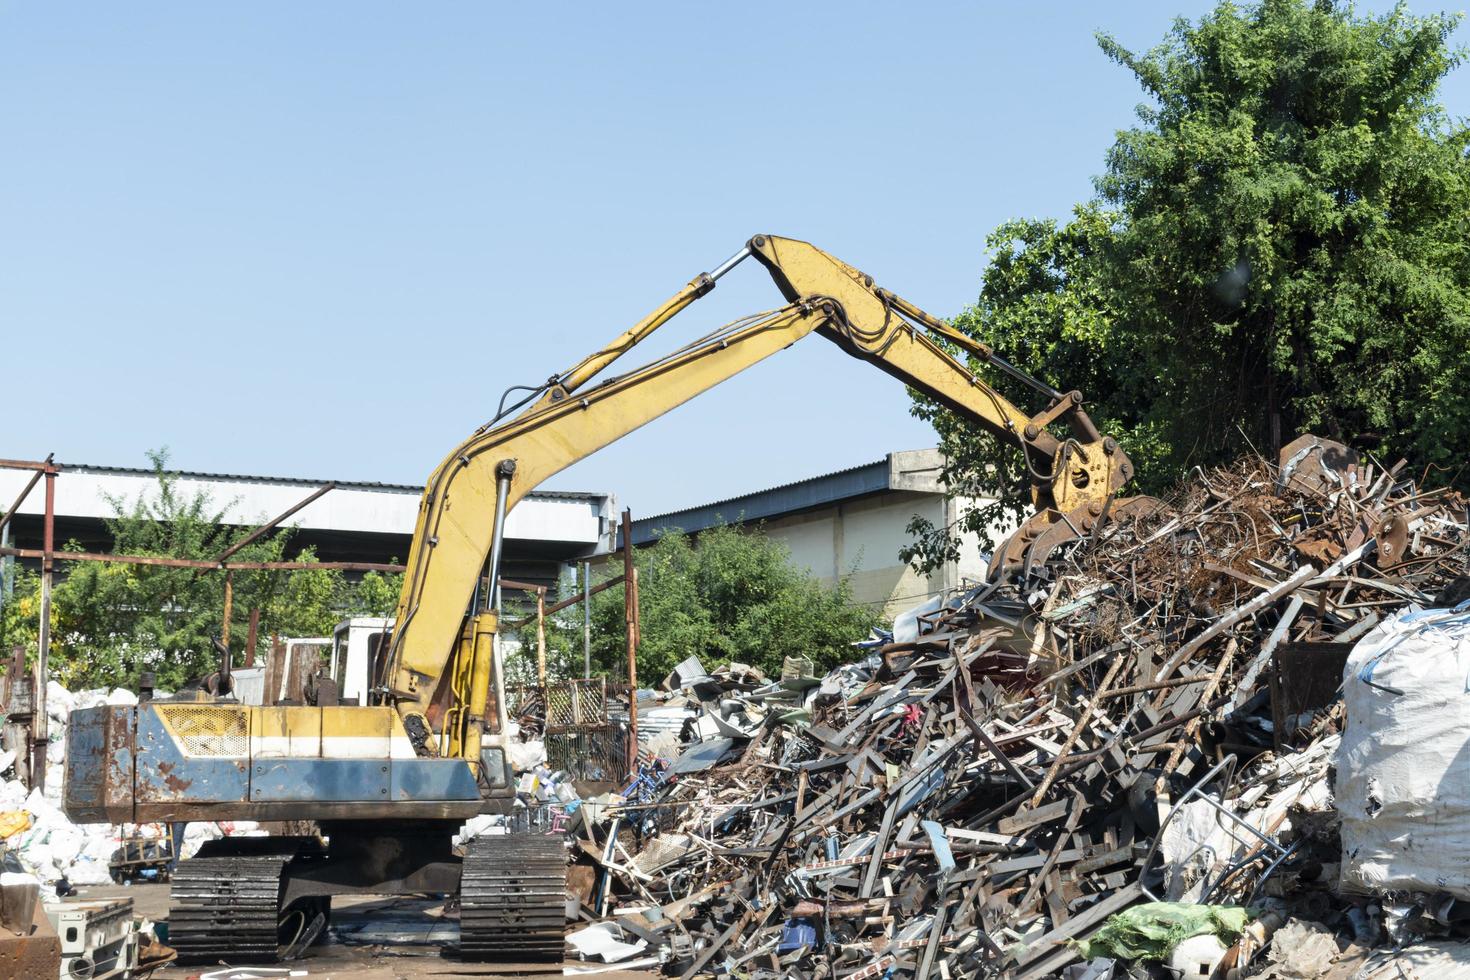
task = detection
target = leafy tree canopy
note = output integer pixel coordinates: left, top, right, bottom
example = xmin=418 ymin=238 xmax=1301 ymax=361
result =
xmin=909 ymin=0 xmax=1470 ymax=568
xmin=520 ymin=525 xmax=882 ymax=685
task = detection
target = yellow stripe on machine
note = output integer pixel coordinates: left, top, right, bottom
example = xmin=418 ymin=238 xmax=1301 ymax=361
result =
xmin=156 ymin=704 xmax=418 ymax=760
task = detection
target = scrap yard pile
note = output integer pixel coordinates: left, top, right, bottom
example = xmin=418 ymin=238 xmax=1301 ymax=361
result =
xmin=564 ymin=437 xmax=1470 ymax=978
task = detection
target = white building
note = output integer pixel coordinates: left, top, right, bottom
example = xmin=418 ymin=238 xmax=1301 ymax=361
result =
xmin=627 ymin=449 xmax=1005 ymax=620
xmin=0 ymin=461 xmax=616 ymax=589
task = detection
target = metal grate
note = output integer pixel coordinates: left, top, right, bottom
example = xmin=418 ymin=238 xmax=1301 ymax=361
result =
xmin=545 ymin=678 xmax=607 ymax=728
xmin=161 ymin=706 xmax=250 ymax=757
xmin=545 ymin=728 xmax=628 ymax=783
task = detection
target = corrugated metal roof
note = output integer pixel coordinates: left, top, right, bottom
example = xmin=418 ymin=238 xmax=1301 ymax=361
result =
xmin=640 ymin=457 xmax=888 ymax=523
xmin=55 ymin=462 xmax=606 ymax=502
xmin=627 ymin=456 xmax=892 ymax=546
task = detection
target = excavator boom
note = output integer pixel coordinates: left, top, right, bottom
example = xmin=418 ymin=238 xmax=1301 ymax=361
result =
xmin=383 ymin=234 xmax=1132 ymax=739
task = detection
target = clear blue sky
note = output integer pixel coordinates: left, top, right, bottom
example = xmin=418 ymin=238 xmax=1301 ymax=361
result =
xmin=3 ymin=2 xmax=1461 ymax=516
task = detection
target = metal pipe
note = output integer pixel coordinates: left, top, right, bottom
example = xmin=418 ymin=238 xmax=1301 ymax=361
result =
xmin=622 ymin=509 xmax=639 ymax=774
xmin=212 ymin=481 xmax=337 ymax=564
xmin=0 ymin=548 xmax=403 ymax=572
xmin=535 ymin=587 xmax=547 ymax=686
xmin=708 ymin=246 xmax=751 ymax=282
xmin=0 ymin=454 xmax=51 ymax=539
xmin=220 ymin=571 xmax=234 ymax=692
xmin=985 ymin=353 xmax=1064 ymax=402
xmin=34 ymin=465 xmax=55 ymax=792
xmin=0 ymin=521 xmax=11 ymax=620
xmin=583 ymin=560 xmax=592 ymax=679
xmin=486 ymin=460 xmax=516 ymax=611
xmin=538 ymin=572 xmax=622 ymax=617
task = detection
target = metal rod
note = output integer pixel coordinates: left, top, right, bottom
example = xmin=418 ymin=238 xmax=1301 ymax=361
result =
xmin=33 ymin=464 xmax=55 ymax=793
xmin=985 ymin=352 xmax=1064 ymax=402
xmin=0 ymin=521 xmax=11 ymax=621
xmin=622 ymin=508 xmax=639 ymax=774
xmin=212 ymin=481 xmax=337 ymax=563
xmin=0 ymin=454 xmax=51 ymax=539
xmin=221 ymin=570 xmax=234 ymax=656
xmin=540 ymin=573 xmax=624 ymax=617
xmin=535 ymin=587 xmax=548 ymax=686
xmin=0 ymin=547 xmax=403 ymax=573
xmin=245 ymin=607 xmax=260 ymax=667
xmin=486 ymin=461 xmax=516 ymax=610
xmin=501 ymin=573 xmax=624 ymax=628
xmin=583 ymin=560 xmax=592 ymax=679
xmin=708 ymin=246 xmax=751 ymax=282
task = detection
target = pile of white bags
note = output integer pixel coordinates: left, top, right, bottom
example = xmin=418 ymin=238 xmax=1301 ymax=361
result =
xmin=1 ymin=682 xmax=263 ymax=886
xmin=1339 ymin=604 xmax=1470 ymax=898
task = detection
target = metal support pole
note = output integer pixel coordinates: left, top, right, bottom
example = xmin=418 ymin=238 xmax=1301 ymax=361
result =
xmin=0 ymin=454 xmax=51 ymax=628
xmin=219 ymin=572 xmax=235 ymax=697
xmin=0 ymin=457 xmax=49 ymax=540
xmin=245 ymin=607 xmax=260 ymax=668
xmin=221 ymin=570 xmax=234 ymax=651
xmin=622 ymin=509 xmax=639 ymax=773
xmin=33 ymin=464 xmax=56 ymax=793
xmin=535 ymin=587 xmax=547 ymax=686
xmin=0 ymin=521 xmax=11 ymax=621
xmin=582 ymin=560 xmax=592 ymax=679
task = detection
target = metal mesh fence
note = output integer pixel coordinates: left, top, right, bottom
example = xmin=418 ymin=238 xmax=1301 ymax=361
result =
xmin=546 ymin=678 xmax=607 ymax=728
xmin=545 ymin=728 xmax=628 ymax=783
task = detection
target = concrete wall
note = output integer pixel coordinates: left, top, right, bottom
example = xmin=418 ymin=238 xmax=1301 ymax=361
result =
xmin=627 ymin=449 xmax=1015 ymax=622
xmin=755 ymin=490 xmax=999 ymax=621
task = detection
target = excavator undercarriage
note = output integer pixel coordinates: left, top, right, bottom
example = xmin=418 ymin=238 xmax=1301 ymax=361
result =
xmin=166 ymin=826 xmax=564 ymax=962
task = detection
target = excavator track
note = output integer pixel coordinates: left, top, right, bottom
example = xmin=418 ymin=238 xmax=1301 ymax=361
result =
xmin=169 ymin=836 xmax=319 ymax=964
xmin=459 ymin=833 xmax=567 ymax=961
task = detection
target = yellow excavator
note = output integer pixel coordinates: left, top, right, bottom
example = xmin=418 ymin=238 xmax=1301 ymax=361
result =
xmin=63 ymin=235 xmax=1135 ymax=963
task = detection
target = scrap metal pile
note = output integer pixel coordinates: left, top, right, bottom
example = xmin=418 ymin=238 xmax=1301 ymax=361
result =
xmin=564 ymin=437 xmax=1470 ymax=977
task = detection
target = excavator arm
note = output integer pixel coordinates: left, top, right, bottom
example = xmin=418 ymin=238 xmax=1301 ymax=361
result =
xmin=383 ymin=235 xmax=1133 ymax=754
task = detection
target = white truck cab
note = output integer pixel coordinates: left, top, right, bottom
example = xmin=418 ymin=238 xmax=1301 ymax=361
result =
xmin=328 ymin=617 xmax=394 ymax=705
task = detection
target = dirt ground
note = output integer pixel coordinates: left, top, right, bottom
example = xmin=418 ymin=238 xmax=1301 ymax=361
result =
xmin=67 ymin=883 xmax=661 ymax=980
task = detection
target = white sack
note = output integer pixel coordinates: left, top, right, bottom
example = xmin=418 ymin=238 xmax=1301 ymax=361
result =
xmin=44 ymin=681 xmax=74 ymax=721
xmin=1339 ymin=605 xmax=1470 ymax=898
xmin=507 ymin=739 xmax=547 ymax=773
xmin=454 ymin=814 xmax=505 ymax=846
xmin=892 ymin=596 xmax=944 ymax=645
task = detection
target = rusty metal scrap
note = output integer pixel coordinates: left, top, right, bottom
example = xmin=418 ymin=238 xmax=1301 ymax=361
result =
xmin=563 ymin=439 xmax=1469 ymax=978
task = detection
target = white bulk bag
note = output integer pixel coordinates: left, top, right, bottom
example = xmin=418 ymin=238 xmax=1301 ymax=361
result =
xmin=1339 ymin=604 xmax=1470 ymax=897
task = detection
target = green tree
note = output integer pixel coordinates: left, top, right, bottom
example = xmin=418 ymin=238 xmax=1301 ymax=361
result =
xmin=345 ymin=570 xmax=403 ymax=618
xmin=585 ymin=525 xmax=882 ymax=684
xmin=909 ymin=0 xmax=1470 ymax=567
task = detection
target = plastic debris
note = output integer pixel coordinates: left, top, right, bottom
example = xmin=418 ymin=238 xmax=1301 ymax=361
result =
xmin=1074 ymin=903 xmax=1250 ymax=962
